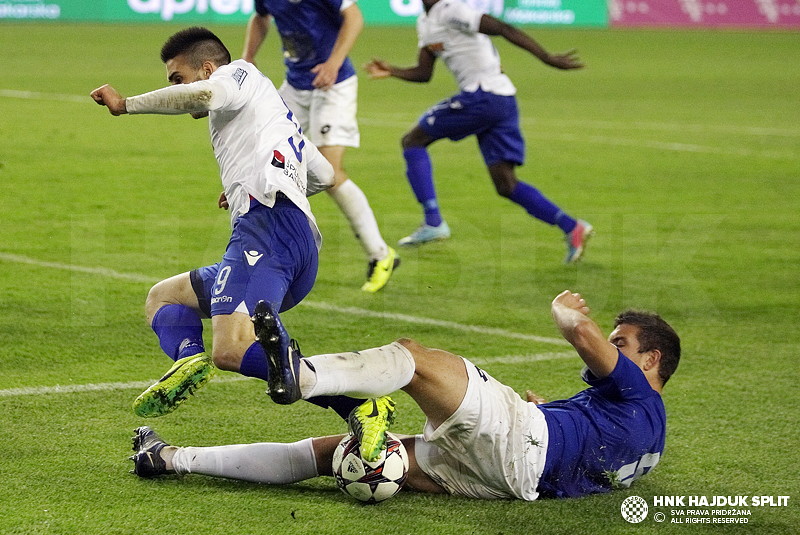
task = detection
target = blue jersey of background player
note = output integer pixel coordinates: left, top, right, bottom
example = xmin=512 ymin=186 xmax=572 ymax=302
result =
xmin=537 ymin=351 xmax=667 ymax=497
xmin=253 ymin=0 xmax=356 ymax=91
xmin=244 ymin=0 xmax=400 ymax=294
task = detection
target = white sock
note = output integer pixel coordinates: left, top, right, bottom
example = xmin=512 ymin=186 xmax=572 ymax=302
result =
xmin=300 ymin=342 xmax=415 ymax=399
xmin=171 ymin=438 xmax=317 ymax=484
xmin=329 ymin=179 xmax=388 ymax=261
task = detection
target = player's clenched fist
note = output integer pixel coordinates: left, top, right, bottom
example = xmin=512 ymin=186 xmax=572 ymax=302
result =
xmin=552 ymin=290 xmax=590 ymax=315
xmin=90 ymin=84 xmax=127 ymax=116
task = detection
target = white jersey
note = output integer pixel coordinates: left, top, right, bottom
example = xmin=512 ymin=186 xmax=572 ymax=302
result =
xmin=126 ymin=59 xmax=333 ymax=248
xmin=417 ymin=0 xmax=515 ymax=96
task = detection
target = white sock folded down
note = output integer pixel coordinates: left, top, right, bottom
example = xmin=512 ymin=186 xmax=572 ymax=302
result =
xmin=300 ymin=341 xmax=416 ymax=399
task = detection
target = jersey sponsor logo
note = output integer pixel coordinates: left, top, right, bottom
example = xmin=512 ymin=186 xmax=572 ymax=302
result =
xmin=271 ymin=150 xmax=286 ymax=169
xmin=244 ymin=250 xmax=263 ymax=266
xmin=232 ymin=67 xmax=247 ymax=88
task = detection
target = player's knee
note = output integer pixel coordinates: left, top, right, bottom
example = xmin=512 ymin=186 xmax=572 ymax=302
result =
xmin=210 ymin=345 xmax=241 ymax=372
xmin=494 ymin=180 xmax=515 ymax=198
xmin=395 ymin=338 xmax=433 ymax=369
xmin=145 ymin=283 xmax=168 ymax=325
xmin=401 ymin=129 xmax=428 ymax=150
xmin=489 ymin=164 xmax=518 ymax=198
xmin=396 ymin=337 xmax=422 ymax=352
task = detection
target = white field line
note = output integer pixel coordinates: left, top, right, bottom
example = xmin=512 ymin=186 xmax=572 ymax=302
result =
xmin=0 ymin=375 xmax=252 ymax=398
xmin=5 ymin=88 xmax=798 ymax=140
xmin=359 ymin=114 xmax=799 ymax=160
xmin=360 ymin=112 xmax=800 ymax=138
xmin=0 ymin=89 xmax=87 ymax=104
xmin=0 ymin=252 xmax=569 ymax=340
xmin=0 ymin=352 xmax=574 ymax=398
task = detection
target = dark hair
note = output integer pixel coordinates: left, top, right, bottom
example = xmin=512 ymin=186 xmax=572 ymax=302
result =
xmin=614 ymin=310 xmax=681 ymax=386
xmin=160 ymin=27 xmax=231 ymax=68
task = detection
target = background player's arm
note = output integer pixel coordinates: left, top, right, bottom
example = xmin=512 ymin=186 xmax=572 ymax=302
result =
xmin=478 ymin=15 xmax=583 ymax=70
xmin=551 ymin=291 xmax=618 ymax=378
xmin=243 ymin=12 xmax=271 ymax=65
xmin=363 ymin=46 xmax=436 ymax=83
xmin=311 ymin=3 xmax=364 ymax=90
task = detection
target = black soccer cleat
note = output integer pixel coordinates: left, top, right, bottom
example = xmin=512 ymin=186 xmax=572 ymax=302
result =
xmin=129 ymin=426 xmax=173 ymax=478
xmin=251 ymin=300 xmax=304 ymax=405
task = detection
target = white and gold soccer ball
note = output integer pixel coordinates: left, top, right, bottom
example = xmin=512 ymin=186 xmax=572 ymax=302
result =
xmin=332 ymin=432 xmax=409 ymax=503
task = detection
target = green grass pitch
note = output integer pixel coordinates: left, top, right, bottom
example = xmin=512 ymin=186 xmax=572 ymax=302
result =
xmin=1 ymin=22 xmax=799 ymax=535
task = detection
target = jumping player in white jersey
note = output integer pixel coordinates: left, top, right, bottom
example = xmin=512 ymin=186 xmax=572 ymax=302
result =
xmin=243 ymin=0 xmax=400 ymax=292
xmin=91 ymin=27 xmax=362 ymax=418
xmin=365 ymin=0 xmax=593 ymax=263
xmin=130 ymin=290 xmax=680 ymax=501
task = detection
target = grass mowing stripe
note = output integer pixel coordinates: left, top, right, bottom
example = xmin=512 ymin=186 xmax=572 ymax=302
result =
xmin=0 ymin=353 xmax=573 ymax=398
xmin=0 ymin=252 xmax=569 ymax=346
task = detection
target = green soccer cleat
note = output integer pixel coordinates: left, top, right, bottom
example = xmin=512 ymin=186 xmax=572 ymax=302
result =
xmin=361 ymin=247 xmax=401 ymax=293
xmin=132 ymin=353 xmax=215 ymax=418
xmin=348 ymin=396 xmax=396 ymax=462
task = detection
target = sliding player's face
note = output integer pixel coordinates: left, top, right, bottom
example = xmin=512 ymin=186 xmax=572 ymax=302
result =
xmin=608 ymin=324 xmax=644 ymax=363
xmin=165 ymin=53 xmax=211 ymax=119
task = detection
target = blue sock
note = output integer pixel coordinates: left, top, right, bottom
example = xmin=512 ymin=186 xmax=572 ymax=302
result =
xmin=404 ymin=147 xmax=442 ymax=227
xmin=151 ymin=304 xmax=205 ymax=362
xmin=239 ymin=343 xmax=364 ymax=420
xmin=306 ymin=396 xmax=366 ymax=421
xmin=240 ymin=342 xmax=269 ymax=381
xmin=509 ymin=182 xmax=576 ymax=234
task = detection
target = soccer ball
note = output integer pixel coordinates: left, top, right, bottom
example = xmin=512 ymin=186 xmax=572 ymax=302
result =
xmin=332 ymin=432 xmax=409 ymax=503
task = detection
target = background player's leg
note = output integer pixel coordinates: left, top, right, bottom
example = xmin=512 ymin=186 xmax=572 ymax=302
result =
xmin=401 ymin=127 xmax=441 ymax=227
xmin=489 ymin=162 xmax=578 ymax=233
xmin=324 ymin=145 xmax=389 ymax=263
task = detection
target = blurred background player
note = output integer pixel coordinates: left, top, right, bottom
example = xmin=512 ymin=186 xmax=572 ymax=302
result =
xmin=243 ymin=0 xmax=399 ymax=291
xmin=131 ymin=290 xmax=681 ymax=501
xmin=91 ymin=27 xmax=358 ymax=420
xmin=365 ymin=0 xmax=593 ymax=263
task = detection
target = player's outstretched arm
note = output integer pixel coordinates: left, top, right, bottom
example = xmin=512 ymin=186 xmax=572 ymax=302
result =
xmin=478 ymin=15 xmax=583 ymax=70
xmin=363 ymin=46 xmax=436 ymax=83
xmin=551 ymin=290 xmax=618 ymax=378
xmin=90 ymin=84 xmax=127 ymax=116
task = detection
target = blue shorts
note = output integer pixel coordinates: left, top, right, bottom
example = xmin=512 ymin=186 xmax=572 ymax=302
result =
xmin=190 ymin=195 xmax=318 ymax=317
xmin=418 ymin=89 xmax=525 ymax=167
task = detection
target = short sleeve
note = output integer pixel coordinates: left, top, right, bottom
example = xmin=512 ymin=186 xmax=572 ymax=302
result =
xmin=582 ymin=350 xmax=657 ymax=402
xmin=435 ymin=0 xmax=482 ymax=34
xmin=206 ymin=63 xmax=255 ymax=112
